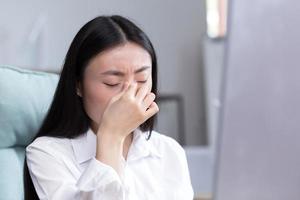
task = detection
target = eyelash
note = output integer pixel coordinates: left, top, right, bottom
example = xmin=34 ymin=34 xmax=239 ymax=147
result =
xmin=104 ymin=80 xmax=147 ymax=87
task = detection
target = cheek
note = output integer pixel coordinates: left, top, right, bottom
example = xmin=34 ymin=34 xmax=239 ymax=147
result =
xmin=82 ymin=83 xmax=116 ymax=122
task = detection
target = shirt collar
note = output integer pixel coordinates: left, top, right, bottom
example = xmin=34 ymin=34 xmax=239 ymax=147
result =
xmin=129 ymin=128 xmax=162 ymax=161
xmin=71 ymin=128 xmax=96 ymax=164
xmin=71 ymin=127 xmax=162 ymax=164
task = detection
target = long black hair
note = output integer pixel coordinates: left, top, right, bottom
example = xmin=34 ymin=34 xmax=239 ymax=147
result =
xmin=24 ymin=15 xmax=158 ymax=199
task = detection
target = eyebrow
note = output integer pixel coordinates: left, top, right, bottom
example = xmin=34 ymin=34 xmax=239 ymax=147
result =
xmin=101 ymin=66 xmax=150 ymax=76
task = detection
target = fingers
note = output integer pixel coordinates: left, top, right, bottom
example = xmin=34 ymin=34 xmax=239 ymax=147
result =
xmin=124 ymin=82 xmax=138 ymax=98
xmin=121 ymin=82 xmax=130 ymax=94
xmin=136 ymin=83 xmax=150 ymax=102
xmin=118 ymin=82 xmax=129 ymax=95
xmin=144 ymin=102 xmax=159 ymax=120
xmin=119 ymin=81 xmax=157 ymax=115
xmin=110 ymin=82 xmax=129 ymax=102
xmin=141 ymin=93 xmax=156 ymax=111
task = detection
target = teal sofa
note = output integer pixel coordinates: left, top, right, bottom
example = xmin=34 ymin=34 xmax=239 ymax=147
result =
xmin=0 ymin=66 xmax=58 ymax=199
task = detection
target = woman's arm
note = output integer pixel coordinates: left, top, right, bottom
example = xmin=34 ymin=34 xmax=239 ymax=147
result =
xmin=94 ymin=82 xmax=158 ymax=178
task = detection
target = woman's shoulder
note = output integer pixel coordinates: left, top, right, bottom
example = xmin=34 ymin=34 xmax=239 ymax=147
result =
xmin=148 ymin=130 xmax=186 ymax=157
xmin=27 ymin=135 xmax=70 ymax=148
xmin=150 ymin=130 xmax=182 ymax=145
xmin=26 ymin=135 xmax=73 ymax=158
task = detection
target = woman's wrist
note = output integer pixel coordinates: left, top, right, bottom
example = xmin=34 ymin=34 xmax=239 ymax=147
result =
xmin=96 ymin=129 xmax=124 ymax=157
xmin=95 ymin=128 xmax=125 ymax=176
xmin=97 ymin=124 xmax=126 ymax=142
xmin=95 ymin=142 xmax=123 ymax=166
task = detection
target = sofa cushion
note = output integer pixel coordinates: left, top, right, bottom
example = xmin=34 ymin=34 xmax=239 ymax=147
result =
xmin=0 ymin=147 xmax=25 ymax=199
xmin=0 ymin=65 xmax=59 ymax=148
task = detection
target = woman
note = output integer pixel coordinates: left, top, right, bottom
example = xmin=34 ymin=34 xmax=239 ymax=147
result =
xmin=24 ymin=15 xmax=194 ymax=199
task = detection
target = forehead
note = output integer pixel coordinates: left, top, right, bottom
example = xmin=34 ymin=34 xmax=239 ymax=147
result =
xmin=87 ymin=42 xmax=152 ymax=72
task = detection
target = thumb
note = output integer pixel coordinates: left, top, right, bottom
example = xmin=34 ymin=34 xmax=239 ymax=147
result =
xmin=111 ymin=82 xmax=129 ymax=101
xmin=120 ymin=82 xmax=129 ymax=95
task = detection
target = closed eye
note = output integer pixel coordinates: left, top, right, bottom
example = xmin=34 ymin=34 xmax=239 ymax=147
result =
xmin=104 ymin=80 xmax=147 ymax=87
xmin=104 ymin=83 xmax=120 ymax=87
xmin=138 ymin=80 xmax=147 ymax=84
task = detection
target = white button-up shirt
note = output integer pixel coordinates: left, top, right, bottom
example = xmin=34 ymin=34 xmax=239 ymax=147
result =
xmin=26 ymin=128 xmax=194 ymax=199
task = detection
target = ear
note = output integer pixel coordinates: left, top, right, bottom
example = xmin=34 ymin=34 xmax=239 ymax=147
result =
xmin=76 ymin=82 xmax=83 ymax=97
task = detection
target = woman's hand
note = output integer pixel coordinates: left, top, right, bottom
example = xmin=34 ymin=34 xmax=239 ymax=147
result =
xmin=95 ymin=82 xmax=159 ymax=177
xmin=98 ymin=82 xmax=159 ymax=141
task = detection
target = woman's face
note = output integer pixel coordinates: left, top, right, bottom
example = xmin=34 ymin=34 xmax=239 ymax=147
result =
xmin=78 ymin=42 xmax=153 ymax=132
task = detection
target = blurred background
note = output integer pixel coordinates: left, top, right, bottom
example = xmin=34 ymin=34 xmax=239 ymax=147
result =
xmin=0 ymin=0 xmax=225 ymax=199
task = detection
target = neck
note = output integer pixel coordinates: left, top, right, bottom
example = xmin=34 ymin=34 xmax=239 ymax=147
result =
xmin=123 ymin=133 xmax=133 ymax=160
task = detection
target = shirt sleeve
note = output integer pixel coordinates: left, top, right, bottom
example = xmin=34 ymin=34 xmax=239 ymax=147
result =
xmin=26 ymin=141 xmax=126 ymax=200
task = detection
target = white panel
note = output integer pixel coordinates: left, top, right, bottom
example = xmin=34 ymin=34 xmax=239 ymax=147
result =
xmin=215 ymin=0 xmax=300 ymax=199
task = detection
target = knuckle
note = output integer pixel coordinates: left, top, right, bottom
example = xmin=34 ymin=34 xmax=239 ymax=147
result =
xmin=153 ymin=103 xmax=159 ymax=112
xmin=156 ymin=106 xmax=160 ymax=112
xmin=149 ymin=93 xmax=155 ymax=99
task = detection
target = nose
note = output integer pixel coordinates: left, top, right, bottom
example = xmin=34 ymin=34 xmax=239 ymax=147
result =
xmin=121 ymin=80 xmax=138 ymax=90
xmin=126 ymin=79 xmax=139 ymax=86
xmin=126 ymin=80 xmax=143 ymax=90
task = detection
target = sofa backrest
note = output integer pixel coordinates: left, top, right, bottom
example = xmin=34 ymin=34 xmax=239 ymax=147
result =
xmin=0 ymin=65 xmax=58 ymax=199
